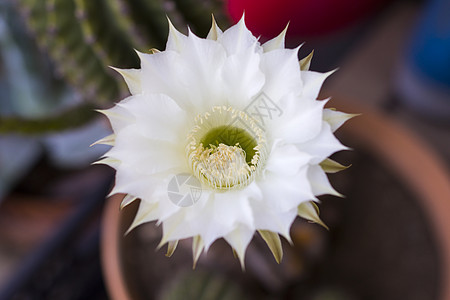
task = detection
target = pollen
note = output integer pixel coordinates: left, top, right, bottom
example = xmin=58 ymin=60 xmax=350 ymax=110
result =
xmin=191 ymin=143 xmax=252 ymax=189
xmin=186 ymin=106 xmax=267 ymax=190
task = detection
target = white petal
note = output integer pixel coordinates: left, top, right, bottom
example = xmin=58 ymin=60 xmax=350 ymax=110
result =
xmin=166 ymin=240 xmax=178 ymax=257
xmin=137 ymin=48 xmax=225 ymax=112
xmin=253 ymin=205 xmax=297 ymax=240
xmin=221 ymin=43 xmax=265 ymax=108
xmin=181 ymin=30 xmax=228 ymax=108
xmin=218 ymin=15 xmax=259 ymax=56
xmin=161 ymin=205 xmax=200 ymax=239
xmin=308 ymin=165 xmax=342 ymax=197
xmin=296 ymin=121 xmax=348 ymax=164
xmin=107 ymin=128 xmax=186 ymax=175
xmin=265 ymin=142 xmax=311 ymax=176
xmin=117 ymin=93 xmax=188 ymax=142
xmin=153 ymin=184 xmax=183 ymax=222
xmin=160 ymin=191 xmax=212 ymax=242
xmin=110 ymin=67 xmax=141 ymax=95
xmin=262 ymin=24 xmax=289 ymax=52
xmin=269 ymin=95 xmax=326 ymax=144
xmin=300 ymin=70 xmax=335 ymax=100
xmin=92 ymin=156 xmax=120 ymax=168
xmin=192 ymin=235 xmax=205 ymax=268
xmin=126 ymin=200 xmax=159 ymax=233
xmin=206 ymin=15 xmax=223 ymax=40
xmin=224 ymin=225 xmax=254 ymax=267
xmin=160 ymin=213 xmax=186 ymax=245
xmin=260 ymin=47 xmax=303 ymax=102
xmin=137 ymin=51 xmax=191 ymax=110
xmin=258 ymin=167 xmax=316 ymax=212
xmin=299 ymin=50 xmax=314 ymax=71
xmin=109 ymin=164 xmax=160 ymax=199
xmin=297 ymin=201 xmax=328 ymax=230
xmin=323 ymin=108 xmax=356 ymax=132
xmin=166 ymin=18 xmax=188 ymax=52
xmin=98 ymin=100 xmax=134 ymax=133
xmin=212 ymin=182 xmax=261 ymax=231
xmin=164 ymin=183 xmax=261 ymax=251
xmin=90 ymin=134 xmax=115 ymax=147
xmin=120 ymin=194 xmax=138 ymax=209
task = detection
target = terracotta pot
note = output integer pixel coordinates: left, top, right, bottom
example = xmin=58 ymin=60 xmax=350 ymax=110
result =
xmin=101 ymin=101 xmax=450 ymax=300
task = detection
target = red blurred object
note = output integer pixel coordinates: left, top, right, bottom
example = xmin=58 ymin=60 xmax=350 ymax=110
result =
xmin=227 ymin=0 xmax=389 ymax=38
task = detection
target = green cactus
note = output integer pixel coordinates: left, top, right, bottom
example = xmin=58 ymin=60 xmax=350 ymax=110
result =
xmin=173 ymin=0 xmax=224 ymax=37
xmin=74 ymin=0 xmax=139 ymax=68
xmin=7 ymin=0 xmax=229 ymax=134
xmin=46 ymin=0 xmax=122 ymax=102
xmin=0 ymin=103 xmax=97 ymax=134
xmin=160 ymin=271 xmax=247 ymax=300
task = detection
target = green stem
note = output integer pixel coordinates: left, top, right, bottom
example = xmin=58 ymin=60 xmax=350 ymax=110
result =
xmin=0 ymin=104 xmax=99 ymax=134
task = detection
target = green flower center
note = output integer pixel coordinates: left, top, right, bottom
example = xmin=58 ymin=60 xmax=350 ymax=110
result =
xmin=200 ymin=125 xmax=257 ymax=165
xmin=186 ymin=106 xmax=267 ymax=190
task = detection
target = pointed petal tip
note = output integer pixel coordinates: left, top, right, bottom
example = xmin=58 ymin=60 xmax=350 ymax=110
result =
xmin=239 ymin=258 xmax=246 ymax=271
xmin=236 ymin=11 xmax=248 ymax=30
xmin=90 ymin=134 xmax=115 ymax=147
xmin=149 ymin=48 xmax=161 ymax=54
xmin=262 ymin=23 xmax=292 ymax=52
xmin=106 ymin=188 xmax=118 ymax=199
xmin=95 ymin=109 xmax=108 ymax=116
xmin=239 ymin=11 xmax=246 ymax=22
xmin=108 ymin=65 xmax=119 ymax=73
xmin=258 ymin=230 xmax=283 ymax=264
xmin=192 ymin=235 xmax=204 ymax=269
xmin=333 ymin=190 xmax=346 ymax=198
xmin=166 ymin=240 xmax=179 ymax=257
xmin=320 ymin=158 xmax=351 ymax=173
xmin=207 ymin=14 xmax=223 ymax=40
xmin=299 ymin=49 xmax=314 ymax=71
xmin=298 ymin=201 xmax=330 ymax=231
xmin=166 ymin=15 xmax=174 ymax=27
xmin=91 ymin=156 xmax=120 ymax=168
xmin=282 ymin=21 xmax=290 ymax=34
xmin=120 ymin=194 xmax=138 ymax=209
xmin=284 ymin=234 xmax=294 ymax=246
xmin=91 ymin=156 xmax=115 ymax=166
xmin=230 ymin=247 xmax=246 ymax=270
xmin=165 ymin=16 xmax=188 ymax=51
xmin=124 ymin=225 xmax=136 ymax=236
xmin=210 ymin=14 xmax=219 ymax=31
xmin=328 ymin=68 xmax=338 ymax=76
xmin=133 ymin=49 xmax=144 ymax=59
xmin=293 ymin=43 xmax=303 ymax=54
xmin=166 ymin=16 xmax=183 ymax=35
xmin=311 ymin=220 xmax=330 ymax=231
xmin=91 ymin=159 xmax=105 ymax=166
xmin=157 ymin=236 xmax=168 ymax=251
xmin=124 ymin=202 xmax=158 ymax=237
xmin=187 ymin=25 xmax=193 ymax=36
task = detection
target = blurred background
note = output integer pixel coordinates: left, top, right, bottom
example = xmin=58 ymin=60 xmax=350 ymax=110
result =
xmin=0 ymin=0 xmax=449 ymax=299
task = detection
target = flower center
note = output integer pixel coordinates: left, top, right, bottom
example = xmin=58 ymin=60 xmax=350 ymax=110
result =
xmin=186 ymin=106 xmax=267 ymax=190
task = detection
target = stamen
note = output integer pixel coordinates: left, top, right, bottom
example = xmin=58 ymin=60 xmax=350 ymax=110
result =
xmin=186 ymin=106 xmax=267 ymax=190
xmin=191 ymin=144 xmax=251 ymax=189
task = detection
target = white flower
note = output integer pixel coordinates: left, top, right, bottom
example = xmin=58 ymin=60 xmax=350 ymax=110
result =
xmin=94 ymin=16 xmax=353 ymax=267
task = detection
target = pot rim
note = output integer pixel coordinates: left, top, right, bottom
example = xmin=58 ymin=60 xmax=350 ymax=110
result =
xmin=101 ymin=99 xmax=450 ymax=300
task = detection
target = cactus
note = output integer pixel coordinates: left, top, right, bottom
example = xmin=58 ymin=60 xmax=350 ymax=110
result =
xmin=0 ymin=103 xmax=97 ymax=134
xmin=160 ymin=271 xmax=246 ymax=300
xmin=6 ymin=0 xmax=229 ymax=134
